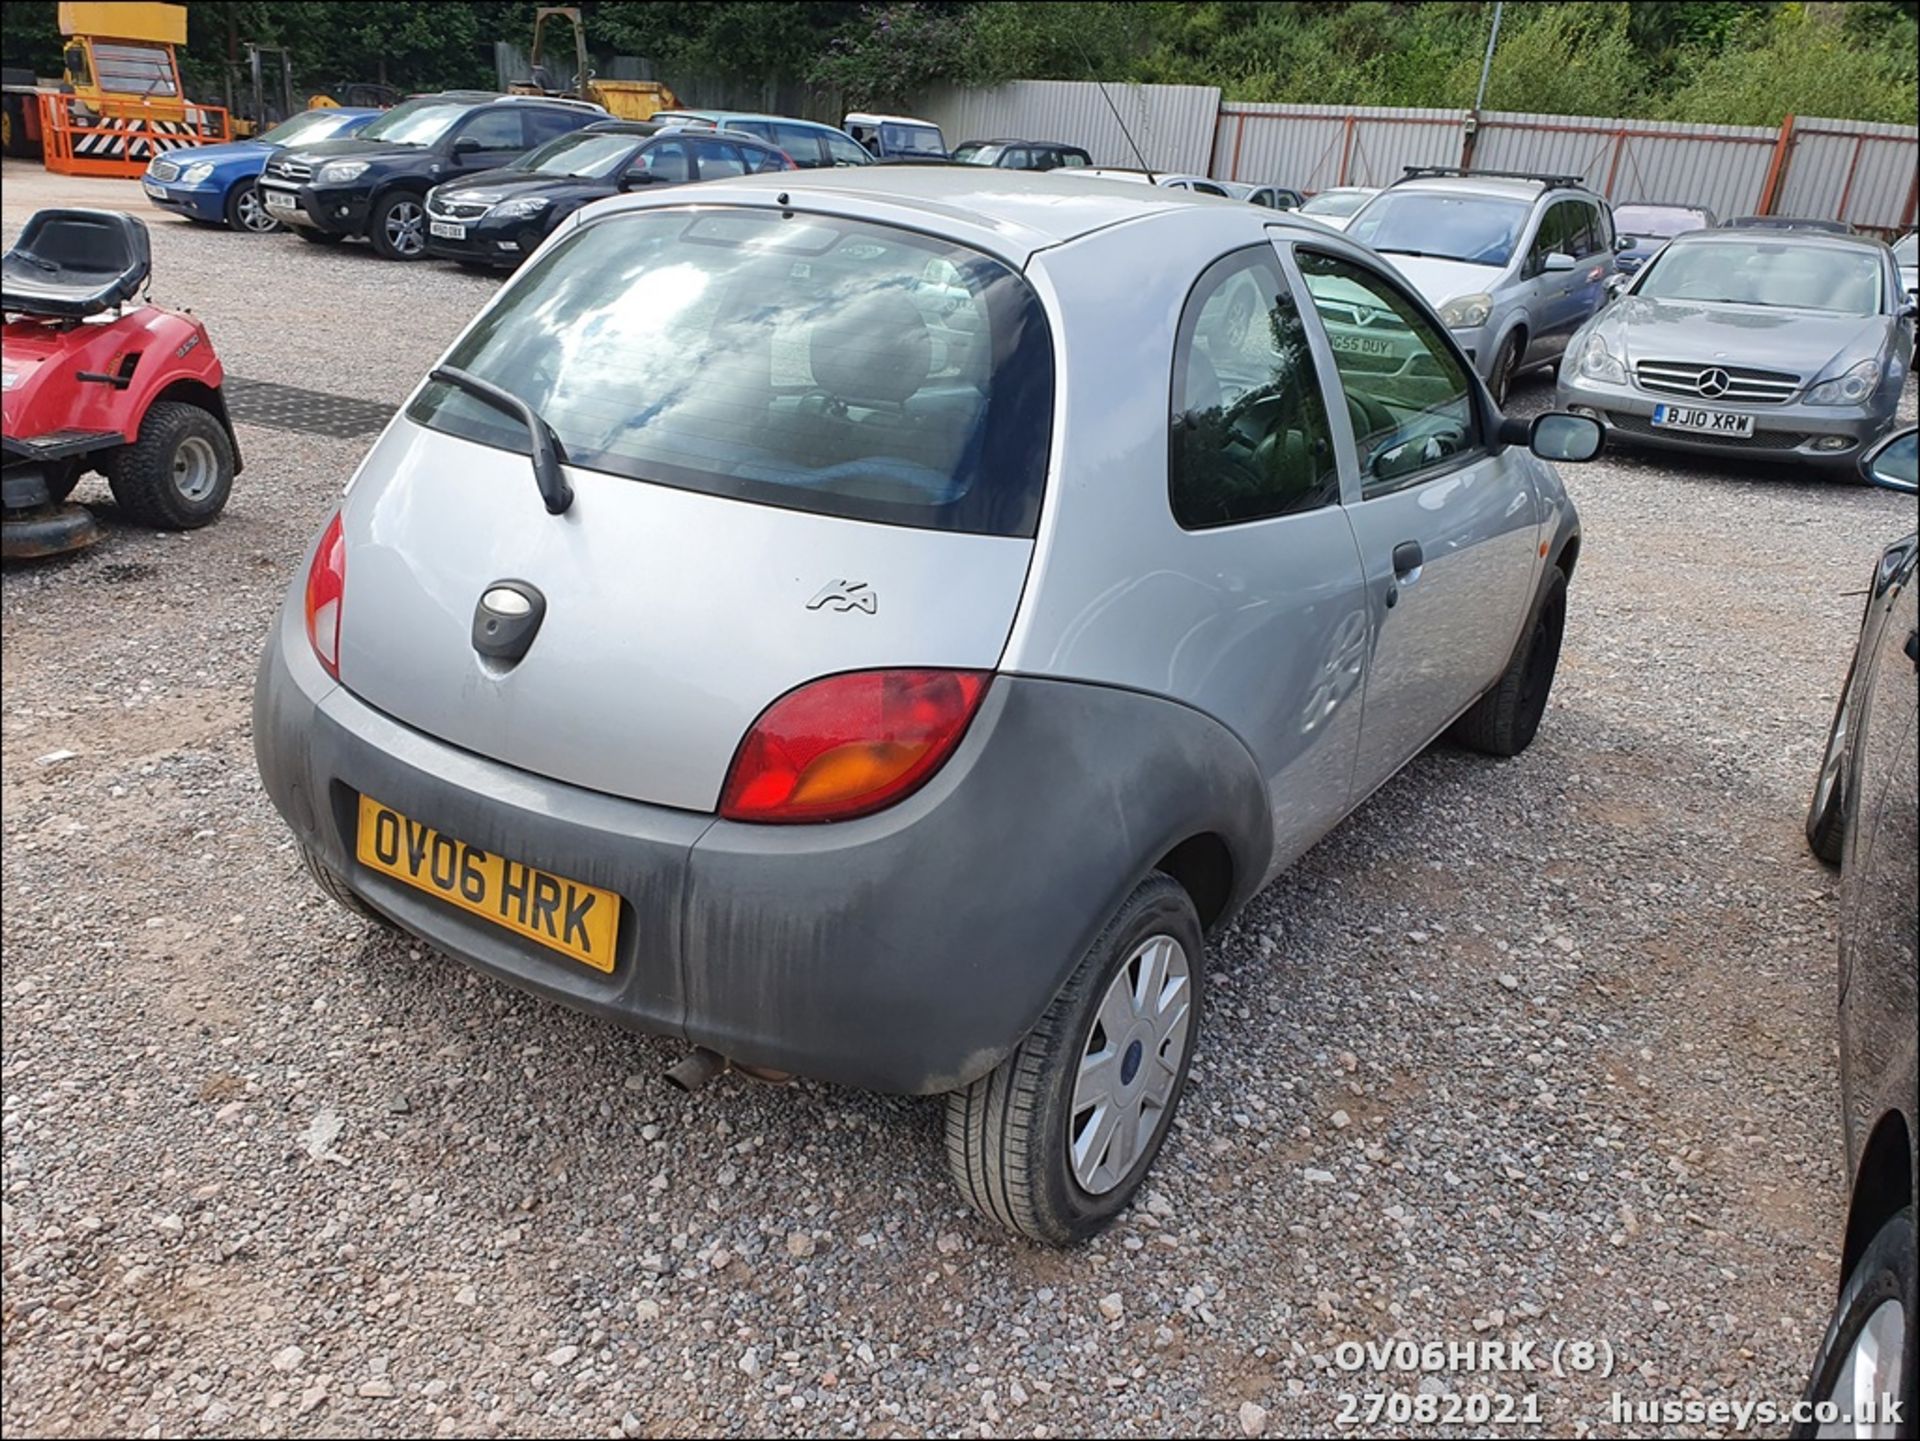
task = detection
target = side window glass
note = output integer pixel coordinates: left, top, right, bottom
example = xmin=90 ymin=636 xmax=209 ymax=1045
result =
xmin=638 ymin=141 xmax=691 ymax=184
xmin=1296 ymin=249 xmax=1479 ymax=496
xmin=1566 ymin=202 xmax=1597 ymax=258
xmin=454 ymin=109 xmax=525 ymax=152
xmin=527 ymin=110 xmax=581 ymax=145
xmin=1594 ymin=205 xmax=1615 ymax=252
xmin=1192 ymin=181 xmax=1230 ymax=197
xmin=1062 ymin=151 xmax=1089 ymax=167
xmin=823 ymin=131 xmax=870 ymax=167
xmin=731 ymin=120 xmax=774 ymax=141
xmin=1528 ymin=202 xmax=1566 ymax=266
xmin=772 ymin=123 xmax=825 ymax=166
xmin=1169 ymin=248 xmax=1340 ymax=529
xmin=695 ymin=140 xmax=747 ymax=180
xmin=1004 ymin=148 xmax=1033 ymax=170
xmin=740 ymin=144 xmax=784 ymax=174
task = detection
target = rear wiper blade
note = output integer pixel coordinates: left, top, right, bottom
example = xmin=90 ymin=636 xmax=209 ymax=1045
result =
xmin=429 ymin=365 xmax=573 ymax=515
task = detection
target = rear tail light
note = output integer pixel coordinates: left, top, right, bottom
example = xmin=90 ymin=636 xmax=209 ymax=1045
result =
xmin=719 ymin=669 xmax=990 ymax=823
xmin=304 ymin=511 xmax=345 ymax=680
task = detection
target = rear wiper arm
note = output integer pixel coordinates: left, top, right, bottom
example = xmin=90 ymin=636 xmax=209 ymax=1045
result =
xmin=429 ymin=365 xmax=573 ymax=515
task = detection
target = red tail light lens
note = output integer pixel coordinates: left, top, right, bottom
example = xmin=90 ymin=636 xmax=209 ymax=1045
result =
xmin=304 ymin=511 xmax=345 ymax=680
xmin=719 ymin=669 xmax=991 ymax=823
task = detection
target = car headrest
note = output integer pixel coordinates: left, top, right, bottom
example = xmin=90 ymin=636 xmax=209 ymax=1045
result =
xmin=1183 ymin=347 xmax=1223 ymax=414
xmin=810 ymin=288 xmax=933 ymax=405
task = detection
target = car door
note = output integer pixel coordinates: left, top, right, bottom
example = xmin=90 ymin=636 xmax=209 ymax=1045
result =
xmin=1290 ymin=244 xmax=1542 ymax=799
xmin=1521 ymin=200 xmax=1586 ymax=362
xmin=446 ymin=107 xmax=528 ymax=171
xmin=1565 ymin=200 xmax=1616 ymax=336
xmin=1162 ymin=246 xmax=1372 ymax=871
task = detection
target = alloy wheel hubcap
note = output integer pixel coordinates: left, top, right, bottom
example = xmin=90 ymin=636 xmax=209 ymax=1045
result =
xmin=172 ymin=435 xmax=219 ymax=502
xmin=387 ymin=201 xmax=424 ymax=255
xmin=238 ymin=187 xmax=277 ymax=233
xmin=1819 ymin=1298 xmax=1904 ymax=1439
xmin=1069 ymin=933 xmax=1192 ymax=1195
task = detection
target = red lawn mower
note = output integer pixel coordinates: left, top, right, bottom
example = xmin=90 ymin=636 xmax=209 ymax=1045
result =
xmin=2 ymin=209 xmax=240 ymax=559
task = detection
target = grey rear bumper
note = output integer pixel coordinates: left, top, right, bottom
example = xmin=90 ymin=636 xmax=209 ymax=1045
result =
xmin=254 ymin=585 xmax=1270 ymax=1094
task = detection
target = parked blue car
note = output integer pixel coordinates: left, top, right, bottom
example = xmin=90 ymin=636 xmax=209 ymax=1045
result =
xmin=1610 ymin=202 xmax=1716 ymax=274
xmin=141 ymin=107 xmax=380 ymax=234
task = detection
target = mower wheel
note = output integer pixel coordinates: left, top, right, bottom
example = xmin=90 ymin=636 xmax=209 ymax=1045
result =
xmin=105 ymin=403 xmax=235 ymax=530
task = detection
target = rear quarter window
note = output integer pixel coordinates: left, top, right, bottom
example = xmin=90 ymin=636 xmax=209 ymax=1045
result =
xmin=409 ymin=208 xmax=1055 ymax=537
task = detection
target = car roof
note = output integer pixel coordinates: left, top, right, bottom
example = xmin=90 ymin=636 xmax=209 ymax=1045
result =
xmin=1393 ymin=175 xmax=1599 ymax=204
xmin=845 ymin=113 xmax=940 ymax=127
xmin=583 ymin=166 xmax=1303 ymax=265
xmin=964 ymin=138 xmax=1084 ymax=148
xmin=658 ymin=109 xmax=828 ymax=127
xmin=1670 ymin=225 xmax=1888 ymax=254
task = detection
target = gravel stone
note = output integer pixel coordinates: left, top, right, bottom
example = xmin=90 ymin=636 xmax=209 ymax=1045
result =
xmin=3 ymin=164 xmax=1907 ymax=1439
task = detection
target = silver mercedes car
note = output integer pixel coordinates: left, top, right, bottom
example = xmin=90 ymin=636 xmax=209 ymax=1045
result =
xmin=253 ymin=167 xmax=1598 ymax=1243
xmin=1557 ymin=227 xmax=1916 ymax=473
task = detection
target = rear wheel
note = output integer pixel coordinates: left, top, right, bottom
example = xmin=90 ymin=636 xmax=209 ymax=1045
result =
xmin=295 ymin=227 xmax=346 ymax=245
xmin=369 ymin=192 xmax=428 ymax=260
xmin=224 ymin=178 xmax=281 ymax=234
xmin=1451 ymin=566 xmax=1567 ymax=757
xmin=946 ymin=873 xmax=1204 ymax=1245
xmin=1806 ymin=661 xmax=1856 ymax=866
xmin=104 ymin=402 xmax=234 ymax=530
xmin=1792 ymin=1208 xmax=1914 ymax=1439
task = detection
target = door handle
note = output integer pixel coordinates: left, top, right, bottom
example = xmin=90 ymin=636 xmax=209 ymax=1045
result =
xmin=1392 ymin=540 xmax=1425 ymax=579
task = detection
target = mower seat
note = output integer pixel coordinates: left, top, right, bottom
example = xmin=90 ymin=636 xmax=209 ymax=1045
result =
xmin=1 ymin=209 xmax=152 ymax=319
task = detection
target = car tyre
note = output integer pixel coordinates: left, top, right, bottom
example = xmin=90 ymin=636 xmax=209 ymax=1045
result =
xmin=1791 ymin=1207 xmax=1915 ymax=1439
xmin=224 ymin=179 xmax=281 ymax=234
xmin=945 ymin=872 xmax=1204 ymax=1245
xmin=104 ymin=402 xmax=234 ymax=530
xmin=369 ymin=191 xmax=428 ymax=261
xmin=1451 ymin=565 xmax=1567 ymax=757
xmin=1806 ymin=659 xmax=1856 ymax=866
xmin=1488 ymin=332 xmax=1522 ymax=405
xmin=299 ymin=844 xmax=393 ymax=928
xmin=294 ymin=228 xmax=346 ymax=245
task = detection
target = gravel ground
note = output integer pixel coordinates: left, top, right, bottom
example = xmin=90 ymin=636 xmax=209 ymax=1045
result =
xmin=4 ymin=162 xmax=1917 ymax=1439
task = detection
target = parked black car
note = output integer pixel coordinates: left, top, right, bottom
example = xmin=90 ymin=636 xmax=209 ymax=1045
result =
xmin=1796 ymin=425 xmax=1917 ymax=1438
xmin=423 ymin=120 xmax=794 ymax=269
xmin=257 ymin=92 xmax=606 ymax=260
xmin=1722 ymin=215 xmax=1856 ymax=235
xmin=950 ymin=138 xmax=1091 ymax=171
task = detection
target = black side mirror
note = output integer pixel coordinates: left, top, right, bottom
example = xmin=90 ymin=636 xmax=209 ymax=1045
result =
xmin=620 ymin=169 xmax=657 ymax=190
xmin=451 ymin=136 xmax=483 ymax=158
xmin=1614 ymin=234 xmax=1634 ymax=252
xmin=1861 ymin=425 xmax=1918 ymax=493
xmin=1498 ymin=412 xmax=1604 ymax=463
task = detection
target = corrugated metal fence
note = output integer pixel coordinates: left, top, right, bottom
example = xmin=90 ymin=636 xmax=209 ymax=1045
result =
xmin=906 ymin=80 xmax=1915 ymax=231
xmin=917 ymin=81 xmax=1222 ymax=175
xmin=1202 ymin=100 xmax=1916 ymax=231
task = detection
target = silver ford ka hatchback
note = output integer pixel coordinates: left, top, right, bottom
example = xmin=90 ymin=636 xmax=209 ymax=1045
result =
xmin=255 ymin=167 xmax=1598 ymax=1243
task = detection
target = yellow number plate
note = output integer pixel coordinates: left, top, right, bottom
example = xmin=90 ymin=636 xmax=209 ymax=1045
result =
xmin=354 ymin=795 xmax=620 ymax=973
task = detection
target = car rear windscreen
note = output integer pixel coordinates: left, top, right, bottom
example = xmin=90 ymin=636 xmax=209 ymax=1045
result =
xmin=408 ymin=207 xmax=1054 ymax=537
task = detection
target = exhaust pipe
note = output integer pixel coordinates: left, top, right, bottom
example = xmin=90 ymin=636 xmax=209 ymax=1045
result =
xmin=663 ymin=1047 xmax=728 ymax=1093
